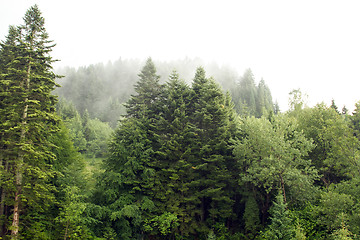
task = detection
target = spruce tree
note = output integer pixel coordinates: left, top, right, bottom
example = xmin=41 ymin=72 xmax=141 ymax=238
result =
xmin=125 ymin=57 xmax=162 ymax=119
xmin=263 ymin=192 xmax=295 ymax=239
xmin=149 ymin=70 xmax=197 ymax=236
xmin=0 ymin=5 xmax=59 ymax=238
xmin=92 ymin=59 xmax=163 ymax=239
xmin=189 ymin=67 xmax=237 ymax=234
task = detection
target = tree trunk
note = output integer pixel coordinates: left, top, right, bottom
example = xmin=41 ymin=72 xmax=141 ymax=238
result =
xmin=63 ymin=219 xmax=69 ymax=240
xmin=0 ymin=156 xmax=4 ymax=216
xmin=11 ymin=60 xmax=30 ymax=239
xmin=11 ymin=190 xmax=21 ymax=239
xmin=0 ymin=157 xmax=9 ymax=237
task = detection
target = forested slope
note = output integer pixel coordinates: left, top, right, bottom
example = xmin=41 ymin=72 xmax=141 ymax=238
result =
xmin=1 ymin=5 xmax=360 ymax=240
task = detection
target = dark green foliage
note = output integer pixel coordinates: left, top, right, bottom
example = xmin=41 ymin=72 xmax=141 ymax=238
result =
xmin=125 ymin=57 xmax=162 ymax=118
xmin=0 ymin=6 xmax=95 ymax=239
xmin=4 ymin=6 xmax=360 ymax=239
xmin=0 ymin=5 xmax=61 ymax=238
xmin=92 ymin=117 xmax=156 ymax=239
xmin=189 ymin=67 xmax=237 ymax=230
xmin=262 ymin=193 xmax=295 ymax=239
xmin=93 ymin=62 xmax=239 ymax=239
xmin=243 ymin=194 xmax=261 ymax=238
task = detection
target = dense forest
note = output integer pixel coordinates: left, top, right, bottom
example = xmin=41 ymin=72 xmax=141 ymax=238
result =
xmin=1 ymin=5 xmax=360 ymax=240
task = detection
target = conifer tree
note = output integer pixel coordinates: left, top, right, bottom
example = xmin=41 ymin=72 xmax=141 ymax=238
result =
xmin=149 ymin=70 xmax=196 ymax=236
xmin=0 ymin=5 xmax=59 ymax=238
xmin=263 ymin=192 xmax=295 ymax=239
xmin=125 ymin=57 xmax=162 ymax=119
xmin=91 ymin=58 xmax=163 ymax=239
xmin=188 ymin=67 xmax=237 ymax=234
xmin=256 ymin=78 xmax=274 ymax=117
xmin=236 ymin=69 xmax=257 ymax=116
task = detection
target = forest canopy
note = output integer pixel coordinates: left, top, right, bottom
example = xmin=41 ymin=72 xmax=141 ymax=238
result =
xmin=1 ymin=5 xmax=360 ymax=240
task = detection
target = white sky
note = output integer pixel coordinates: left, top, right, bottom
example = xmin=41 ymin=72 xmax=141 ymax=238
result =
xmin=1 ymin=0 xmax=360 ymax=111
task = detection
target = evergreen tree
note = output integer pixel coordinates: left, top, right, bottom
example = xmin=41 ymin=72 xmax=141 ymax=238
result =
xmin=93 ymin=117 xmax=155 ymax=239
xmin=262 ymin=192 xmax=295 ymax=239
xmin=188 ymin=67 xmax=237 ymax=234
xmin=125 ymin=57 xmax=162 ymax=119
xmin=91 ymin=59 xmax=163 ymax=239
xmin=0 ymin=5 xmax=60 ymax=238
xmin=236 ymin=69 xmax=257 ymax=116
xmin=256 ymin=78 xmax=274 ymax=117
xmin=148 ymin=70 xmax=195 ymax=237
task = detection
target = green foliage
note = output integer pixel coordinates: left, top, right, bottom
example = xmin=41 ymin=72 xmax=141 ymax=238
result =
xmin=331 ymin=220 xmax=354 ymax=240
xmin=92 ymin=63 xmax=239 ymax=239
xmin=207 ymin=229 xmax=217 ymax=240
xmin=85 ymin=118 xmax=112 ymax=158
xmin=294 ymin=222 xmax=307 ymax=240
xmin=55 ymin=186 xmax=88 ymax=239
xmin=4 ymin=7 xmax=360 ymax=239
xmin=144 ymin=212 xmax=179 ymax=236
xmin=289 ymin=204 xmax=327 ymax=239
xmin=262 ymin=193 xmax=295 ymax=240
xmin=234 ymin=114 xmax=317 ymax=204
xmin=232 ymin=69 xmax=275 ymax=117
xmin=57 ymin=99 xmax=113 ymax=158
xmin=316 ymin=190 xmax=354 ymax=231
xmin=295 ymin=103 xmax=360 ymax=186
xmin=243 ymin=194 xmax=261 ymax=238
xmin=0 ymin=4 xmax=62 ymax=238
xmin=350 ymin=101 xmax=360 ymax=140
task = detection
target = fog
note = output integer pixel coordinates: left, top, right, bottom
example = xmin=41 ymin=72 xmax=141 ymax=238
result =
xmin=1 ymin=0 xmax=360 ymax=111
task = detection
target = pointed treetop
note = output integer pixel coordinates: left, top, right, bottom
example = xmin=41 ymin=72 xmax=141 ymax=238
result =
xmin=194 ymin=66 xmax=206 ymax=79
xmin=192 ymin=67 xmax=208 ymax=91
xmin=138 ymin=57 xmax=160 ymax=81
xmin=22 ymin=5 xmax=47 ymax=42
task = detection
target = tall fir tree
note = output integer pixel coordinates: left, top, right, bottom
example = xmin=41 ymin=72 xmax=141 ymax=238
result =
xmin=148 ymin=70 xmax=196 ymax=237
xmin=188 ymin=67 xmax=238 ymax=235
xmin=91 ymin=58 xmax=163 ymax=239
xmin=0 ymin=5 xmax=60 ymax=239
xmin=125 ymin=57 xmax=162 ymax=119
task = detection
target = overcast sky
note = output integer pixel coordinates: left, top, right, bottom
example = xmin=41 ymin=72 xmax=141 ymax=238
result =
xmin=1 ymin=0 xmax=360 ymax=111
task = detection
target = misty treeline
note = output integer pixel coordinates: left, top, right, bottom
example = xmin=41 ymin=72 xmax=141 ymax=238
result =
xmin=2 ymin=5 xmax=360 ymax=240
xmin=55 ymin=57 xmax=277 ymax=128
